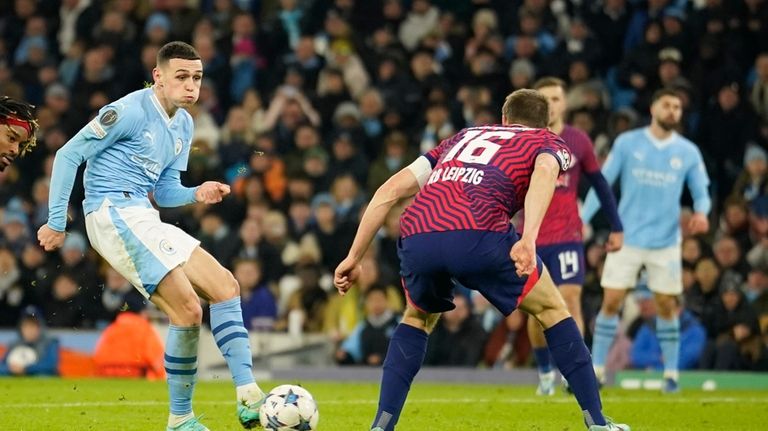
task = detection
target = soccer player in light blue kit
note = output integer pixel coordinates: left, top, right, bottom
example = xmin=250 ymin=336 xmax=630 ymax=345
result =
xmin=37 ymin=42 xmax=266 ymax=430
xmin=581 ymin=88 xmax=711 ymax=393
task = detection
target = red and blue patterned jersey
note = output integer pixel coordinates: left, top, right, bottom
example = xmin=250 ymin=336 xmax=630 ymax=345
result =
xmin=400 ymin=125 xmax=570 ymax=238
xmin=519 ymin=125 xmax=601 ymax=245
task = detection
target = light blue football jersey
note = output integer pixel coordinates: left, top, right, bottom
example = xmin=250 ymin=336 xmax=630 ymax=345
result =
xmin=48 ymin=88 xmax=196 ymax=231
xmin=582 ymin=127 xmax=711 ymax=249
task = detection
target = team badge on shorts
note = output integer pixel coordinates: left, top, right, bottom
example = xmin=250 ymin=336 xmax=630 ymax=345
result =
xmin=175 ymin=138 xmax=183 ymax=155
xmin=159 ymin=239 xmax=176 ymax=255
xmin=100 ymin=109 xmax=118 ymax=126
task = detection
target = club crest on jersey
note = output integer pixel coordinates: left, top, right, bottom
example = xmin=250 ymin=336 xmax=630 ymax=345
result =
xmin=669 ymin=157 xmax=683 ymax=170
xmin=175 ymin=138 xmax=183 ymax=155
xmin=100 ymin=109 xmax=118 ymax=126
xmin=556 ymin=148 xmax=571 ymax=170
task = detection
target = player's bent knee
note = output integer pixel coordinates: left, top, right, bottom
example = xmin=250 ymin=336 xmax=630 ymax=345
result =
xmin=209 ymin=270 xmax=240 ymax=303
xmin=601 ymin=288 xmax=625 ymax=315
xmin=534 ymin=308 xmax=571 ymax=330
xmin=172 ymin=297 xmax=203 ymax=326
xmin=654 ymin=293 xmax=678 ymax=318
xmin=402 ymin=306 xmax=437 ymax=334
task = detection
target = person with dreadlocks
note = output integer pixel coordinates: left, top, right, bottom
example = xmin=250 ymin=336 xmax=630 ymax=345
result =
xmin=0 ymin=96 xmax=38 ymax=171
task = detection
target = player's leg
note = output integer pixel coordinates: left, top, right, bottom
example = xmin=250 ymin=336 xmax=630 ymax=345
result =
xmin=561 ymin=284 xmax=585 ymax=334
xmin=520 ymin=268 xmax=628 ymax=430
xmin=527 ymin=245 xmax=557 ymax=395
xmin=181 ymin=246 xmax=265 ymax=426
xmin=372 ymin=231 xmax=452 ymax=431
xmin=529 ymin=243 xmax=586 ymax=395
xmin=85 ymin=206 xmax=207 ymax=431
xmin=371 ymin=304 xmax=440 ymax=431
xmin=647 ymin=245 xmax=683 ymax=393
xmin=591 ymin=246 xmax=641 ymax=383
xmin=151 ymin=270 xmax=207 ymax=430
xmin=527 ymin=315 xmax=556 ymax=395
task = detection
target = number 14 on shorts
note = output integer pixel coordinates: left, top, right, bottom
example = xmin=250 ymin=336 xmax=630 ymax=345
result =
xmin=558 ymin=250 xmax=579 ymax=280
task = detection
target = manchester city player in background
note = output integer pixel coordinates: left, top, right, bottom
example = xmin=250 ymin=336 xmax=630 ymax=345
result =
xmin=38 ymin=41 xmax=265 ymax=431
xmin=582 ymin=88 xmax=711 ymax=393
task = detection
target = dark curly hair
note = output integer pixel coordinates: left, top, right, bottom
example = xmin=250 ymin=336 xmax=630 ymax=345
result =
xmin=0 ymin=95 xmax=38 ymax=156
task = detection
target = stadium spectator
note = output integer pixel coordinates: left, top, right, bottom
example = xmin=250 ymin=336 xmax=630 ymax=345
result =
xmin=359 ymin=286 xmax=401 ymax=366
xmin=0 ymin=248 xmax=31 ymax=328
xmin=99 ymin=266 xmax=144 ymax=325
xmin=685 ymin=257 xmax=722 ymax=320
xmin=700 ymin=283 xmax=765 ymax=370
xmin=235 ymin=258 xmax=277 ymax=331
xmin=0 ymin=305 xmax=59 ymax=376
xmin=92 ymin=295 xmax=165 ymax=380
xmin=425 ymin=295 xmax=487 ymax=367
xmin=629 ymin=294 xmax=706 ymax=371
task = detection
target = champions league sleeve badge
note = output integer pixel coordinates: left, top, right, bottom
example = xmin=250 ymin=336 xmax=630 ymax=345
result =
xmin=556 ymin=148 xmax=572 ymax=171
xmin=99 ymin=109 xmax=118 ymax=126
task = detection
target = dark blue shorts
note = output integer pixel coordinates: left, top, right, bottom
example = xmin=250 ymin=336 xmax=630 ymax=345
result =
xmin=537 ymin=242 xmax=585 ymax=286
xmin=397 ymin=230 xmax=543 ymax=316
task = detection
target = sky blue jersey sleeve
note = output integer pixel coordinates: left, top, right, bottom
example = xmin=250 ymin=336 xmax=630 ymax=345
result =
xmin=687 ymin=146 xmax=712 ymax=215
xmin=153 ymin=168 xmax=197 ymax=207
xmin=581 ymin=134 xmax=625 ymax=223
xmin=47 ymin=103 xmax=140 ymax=231
xmin=153 ymin=114 xmax=197 ymax=207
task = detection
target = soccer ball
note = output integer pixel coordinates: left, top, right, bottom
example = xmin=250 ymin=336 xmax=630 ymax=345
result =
xmin=259 ymin=384 xmax=319 ymax=430
xmin=6 ymin=345 xmax=38 ymax=369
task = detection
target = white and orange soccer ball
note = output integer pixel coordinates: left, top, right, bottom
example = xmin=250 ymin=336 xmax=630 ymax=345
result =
xmin=259 ymin=384 xmax=319 ymax=430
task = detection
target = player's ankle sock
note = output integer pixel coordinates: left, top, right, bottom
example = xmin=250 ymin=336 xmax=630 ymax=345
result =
xmin=165 ymin=325 xmax=200 ymax=418
xmin=656 ymin=316 xmax=680 ymax=381
xmin=591 ymin=312 xmax=619 ymax=373
xmin=533 ymin=347 xmax=553 ymax=374
xmin=371 ymin=324 xmax=428 ymax=431
xmin=168 ymin=412 xmax=195 ymax=428
xmin=210 ymin=297 xmax=256 ymax=390
xmin=545 ymin=317 xmax=606 ymax=427
xmin=236 ymin=382 xmax=265 ymax=405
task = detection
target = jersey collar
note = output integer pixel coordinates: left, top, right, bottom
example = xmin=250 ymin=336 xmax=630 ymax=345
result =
xmin=149 ymin=91 xmax=176 ymax=127
xmin=644 ymin=127 xmax=676 ymax=149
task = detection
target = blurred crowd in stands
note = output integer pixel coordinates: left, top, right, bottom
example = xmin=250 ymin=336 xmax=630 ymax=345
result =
xmin=1 ymin=0 xmax=768 ymax=375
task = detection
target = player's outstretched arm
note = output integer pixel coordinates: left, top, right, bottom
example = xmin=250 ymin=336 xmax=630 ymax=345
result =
xmin=334 ymin=160 xmax=424 ymax=294
xmin=153 ymin=167 xmax=202 ymax=207
xmin=42 ymin=104 xmax=140 ymax=250
xmin=512 ymin=153 xmax=560 ymax=276
xmin=40 ymin=131 xmax=97 ymax=251
xmin=581 ymin=135 xmax=625 ymax=225
xmin=585 ymin=169 xmax=624 ymax=251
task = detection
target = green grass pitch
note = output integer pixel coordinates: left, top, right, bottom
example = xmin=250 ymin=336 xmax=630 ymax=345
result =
xmin=0 ymin=378 xmax=766 ymax=430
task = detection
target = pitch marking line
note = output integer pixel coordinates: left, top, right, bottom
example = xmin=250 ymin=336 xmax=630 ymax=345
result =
xmin=0 ymin=397 xmax=766 ymax=409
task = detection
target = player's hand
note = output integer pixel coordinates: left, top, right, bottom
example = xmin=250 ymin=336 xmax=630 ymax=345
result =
xmin=688 ymin=212 xmax=709 ymax=235
xmin=195 ymin=181 xmax=230 ymax=204
xmin=510 ymin=237 xmax=536 ymax=277
xmin=37 ymin=224 xmax=66 ymax=252
xmin=334 ymin=256 xmax=361 ymax=296
xmin=606 ymin=231 xmax=624 ymax=252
